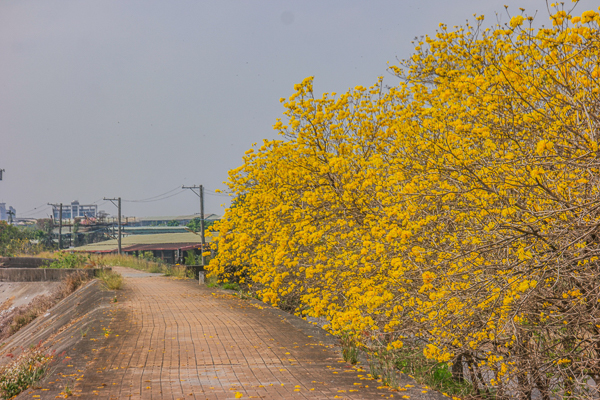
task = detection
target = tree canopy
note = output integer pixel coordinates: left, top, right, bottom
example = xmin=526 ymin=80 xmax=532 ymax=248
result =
xmin=209 ymin=5 xmax=600 ymax=398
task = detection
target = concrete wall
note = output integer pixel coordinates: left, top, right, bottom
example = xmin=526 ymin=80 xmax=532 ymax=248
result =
xmin=0 ymin=268 xmax=107 ymax=282
xmin=0 ymin=257 xmax=54 ymax=268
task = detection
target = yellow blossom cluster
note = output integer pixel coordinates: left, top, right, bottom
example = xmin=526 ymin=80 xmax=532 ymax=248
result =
xmin=209 ymin=5 xmax=600 ymax=398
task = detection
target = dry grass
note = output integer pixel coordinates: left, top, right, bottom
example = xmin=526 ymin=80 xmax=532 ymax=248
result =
xmin=0 ymin=342 xmax=54 ymax=399
xmin=97 ymin=270 xmax=124 ymax=290
xmin=163 ymin=265 xmax=192 ymax=279
xmin=91 ymin=254 xmax=164 ymax=272
xmin=0 ymin=271 xmax=91 ymax=340
xmin=92 ymin=254 xmax=193 ymax=279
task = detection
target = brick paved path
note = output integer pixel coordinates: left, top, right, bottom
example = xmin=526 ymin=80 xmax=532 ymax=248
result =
xmin=29 ymin=267 xmax=442 ymax=399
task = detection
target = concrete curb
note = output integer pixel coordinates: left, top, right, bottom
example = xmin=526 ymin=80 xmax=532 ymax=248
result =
xmin=0 ymin=268 xmax=109 ymax=282
xmin=0 ymin=257 xmax=54 ymax=268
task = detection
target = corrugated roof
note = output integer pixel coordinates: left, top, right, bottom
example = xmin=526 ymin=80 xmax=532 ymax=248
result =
xmin=123 ymin=243 xmax=201 ymax=252
xmin=73 ymin=232 xmax=209 ymax=253
xmin=132 ymin=214 xmax=220 ymax=222
xmin=123 ymin=226 xmax=189 ymax=234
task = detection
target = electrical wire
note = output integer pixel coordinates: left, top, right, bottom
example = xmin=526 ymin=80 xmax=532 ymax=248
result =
xmin=122 ymin=189 xmax=185 ymax=203
xmin=19 ymin=207 xmax=51 ymax=217
xmin=18 ymin=203 xmax=49 ymax=216
xmin=121 ymin=186 xmax=183 ymax=203
xmin=205 ymin=192 xmax=231 ymax=198
xmin=202 ymin=187 xmax=232 ymax=197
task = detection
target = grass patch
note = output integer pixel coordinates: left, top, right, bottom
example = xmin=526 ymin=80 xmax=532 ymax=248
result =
xmin=222 ymin=282 xmax=240 ymax=290
xmin=97 ymin=270 xmax=124 ymax=290
xmin=206 ymin=274 xmax=218 ymax=288
xmin=93 ymin=254 xmax=199 ymax=280
xmin=91 ymin=254 xmax=164 ymax=272
xmin=0 ymin=343 xmax=54 ymax=399
xmin=46 ymin=252 xmax=91 ymax=269
xmin=340 ymin=332 xmax=359 ymax=364
xmin=205 ymin=275 xmax=239 ymax=290
xmin=163 ymin=265 xmax=189 ymax=279
xmin=392 ymin=344 xmax=478 ymax=398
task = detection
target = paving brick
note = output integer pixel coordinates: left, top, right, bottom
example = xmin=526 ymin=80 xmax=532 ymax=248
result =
xmin=25 ymin=267 xmax=443 ymax=399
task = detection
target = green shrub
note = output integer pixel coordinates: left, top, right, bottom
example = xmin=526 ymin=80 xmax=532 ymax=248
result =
xmin=47 ymin=252 xmax=89 ymax=269
xmin=222 ymin=282 xmax=239 ymax=291
xmin=184 ymin=250 xmax=200 ymax=265
xmin=392 ymin=344 xmax=477 ymax=398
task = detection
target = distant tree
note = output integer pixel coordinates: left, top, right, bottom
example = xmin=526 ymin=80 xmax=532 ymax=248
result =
xmin=73 ymin=218 xmax=81 ymax=233
xmin=186 ymin=217 xmax=214 ymax=233
xmin=167 ymin=219 xmax=180 ymax=227
xmin=35 ymin=219 xmax=55 ymax=248
xmin=0 ymin=221 xmax=25 ymax=256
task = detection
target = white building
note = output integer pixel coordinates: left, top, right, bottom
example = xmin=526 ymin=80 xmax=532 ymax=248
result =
xmin=52 ymin=201 xmax=98 ymax=220
xmin=0 ymin=203 xmax=16 ymax=221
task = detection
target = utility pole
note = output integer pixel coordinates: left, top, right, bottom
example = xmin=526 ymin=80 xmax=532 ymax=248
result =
xmin=48 ymin=203 xmax=63 ymax=249
xmin=182 ymin=185 xmax=206 ymax=266
xmin=6 ymin=209 xmax=14 ymax=225
xmin=46 ymin=203 xmax=62 ymax=249
xmin=104 ymin=197 xmax=122 ymax=254
xmin=0 ymin=169 xmax=4 ymax=180
xmin=59 ymin=204 xmax=62 ymax=249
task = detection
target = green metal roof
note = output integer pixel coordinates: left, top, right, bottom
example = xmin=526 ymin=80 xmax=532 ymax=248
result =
xmin=132 ymin=214 xmax=220 ymax=222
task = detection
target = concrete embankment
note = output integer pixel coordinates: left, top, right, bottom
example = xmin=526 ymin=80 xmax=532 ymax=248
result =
xmin=0 ymin=281 xmax=62 ymax=309
xmin=0 ymin=279 xmax=118 ymax=400
xmin=0 ymin=257 xmax=54 ymax=268
xmin=0 ymin=267 xmax=104 ymax=282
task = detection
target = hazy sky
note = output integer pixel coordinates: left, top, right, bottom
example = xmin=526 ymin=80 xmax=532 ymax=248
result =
xmin=1 ymin=0 xmax=596 ymax=219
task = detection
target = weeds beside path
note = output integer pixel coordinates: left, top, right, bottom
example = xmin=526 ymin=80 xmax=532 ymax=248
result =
xmin=93 ymin=254 xmax=194 ymax=278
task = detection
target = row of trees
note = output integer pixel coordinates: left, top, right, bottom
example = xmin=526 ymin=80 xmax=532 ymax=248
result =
xmin=0 ymin=221 xmax=54 ymax=256
xmin=210 ymin=5 xmax=600 ymax=399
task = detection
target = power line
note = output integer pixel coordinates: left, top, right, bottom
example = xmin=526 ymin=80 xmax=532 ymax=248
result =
xmin=201 ymin=187 xmax=232 ymax=197
xmin=122 ymin=190 xmax=185 ymax=203
xmin=121 ymin=186 xmax=183 ymax=203
xmin=204 ymin=192 xmax=231 ymax=198
xmin=19 ymin=203 xmax=50 ymax=216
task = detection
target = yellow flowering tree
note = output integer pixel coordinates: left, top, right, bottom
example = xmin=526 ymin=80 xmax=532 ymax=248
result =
xmin=210 ymin=4 xmax=600 ymax=398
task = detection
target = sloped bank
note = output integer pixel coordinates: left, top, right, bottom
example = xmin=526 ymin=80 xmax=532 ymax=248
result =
xmin=0 ymin=279 xmax=118 ymax=398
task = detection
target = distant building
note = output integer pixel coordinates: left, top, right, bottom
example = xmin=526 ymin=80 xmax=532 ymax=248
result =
xmin=73 ymin=232 xmax=209 ymax=264
xmin=127 ymin=214 xmax=220 ymax=227
xmin=52 ymin=200 xmax=98 ymax=220
xmin=0 ymin=203 xmax=16 ymax=221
